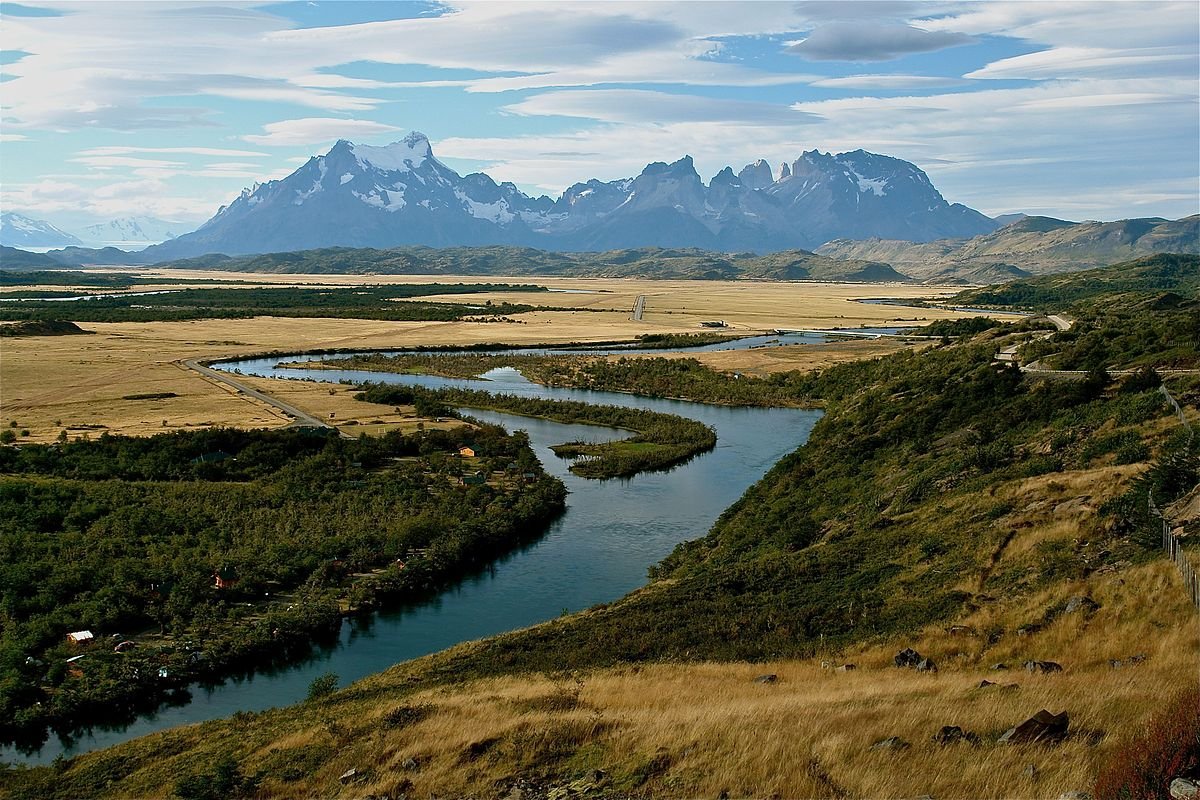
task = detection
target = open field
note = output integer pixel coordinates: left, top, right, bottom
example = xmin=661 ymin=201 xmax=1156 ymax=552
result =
xmin=1 ymin=275 xmax=995 ymax=442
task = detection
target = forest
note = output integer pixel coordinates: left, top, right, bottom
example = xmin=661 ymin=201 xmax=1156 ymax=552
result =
xmin=0 ymin=283 xmax=548 ymax=323
xmin=0 ymin=424 xmax=565 ymax=746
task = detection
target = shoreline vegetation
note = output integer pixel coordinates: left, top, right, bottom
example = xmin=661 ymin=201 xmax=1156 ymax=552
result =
xmin=356 ymin=384 xmax=718 ymax=480
xmin=0 ymin=423 xmax=567 ymax=749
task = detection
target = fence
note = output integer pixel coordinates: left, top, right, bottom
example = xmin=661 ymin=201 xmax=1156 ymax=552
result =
xmin=1152 ymin=383 xmax=1199 ymax=610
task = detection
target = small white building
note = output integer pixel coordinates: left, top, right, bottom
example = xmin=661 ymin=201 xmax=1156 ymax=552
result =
xmin=66 ymin=630 xmax=94 ymax=646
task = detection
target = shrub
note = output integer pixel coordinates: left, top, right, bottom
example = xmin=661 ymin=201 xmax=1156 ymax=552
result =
xmin=174 ymin=754 xmax=261 ymax=800
xmin=1094 ymin=686 xmax=1200 ymax=800
xmin=305 ymin=672 xmax=338 ymax=701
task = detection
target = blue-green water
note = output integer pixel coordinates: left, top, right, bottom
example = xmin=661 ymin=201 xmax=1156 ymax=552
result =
xmin=4 ymin=356 xmax=820 ymax=765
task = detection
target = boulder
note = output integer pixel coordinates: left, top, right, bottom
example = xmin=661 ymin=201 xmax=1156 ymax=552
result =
xmin=894 ymin=648 xmax=923 ymax=668
xmin=870 ymin=736 xmax=910 ymax=751
xmin=932 ymin=725 xmax=976 ymax=745
xmin=754 ymin=673 xmax=778 ymax=684
xmin=916 ymin=657 xmax=938 ymax=673
xmin=999 ymin=709 xmax=1069 ymax=745
xmin=1064 ymin=596 xmax=1099 ymax=615
xmin=1171 ymin=778 xmax=1200 ymax=800
xmin=1024 ymin=660 xmax=1063 ymax=674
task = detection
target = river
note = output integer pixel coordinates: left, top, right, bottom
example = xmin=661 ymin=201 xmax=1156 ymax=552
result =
xmin=4 ymin=351 xmax=821 ymax=765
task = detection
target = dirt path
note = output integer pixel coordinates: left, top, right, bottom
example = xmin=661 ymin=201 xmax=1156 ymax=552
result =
xmin=182 ymin=359 xmax=339 ymax=432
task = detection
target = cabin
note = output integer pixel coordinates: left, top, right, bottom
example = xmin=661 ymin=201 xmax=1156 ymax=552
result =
xmin=66 ymin=630 xmax=94 ymax=646
xmin=458 ymin=447 xmax=476 ymax=458
xmin=213 ymin=565 xmax=239 ymax=590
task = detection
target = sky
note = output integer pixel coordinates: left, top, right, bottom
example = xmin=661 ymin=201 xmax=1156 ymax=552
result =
xmin=1 ymin=0 xmax=1197 ymax=233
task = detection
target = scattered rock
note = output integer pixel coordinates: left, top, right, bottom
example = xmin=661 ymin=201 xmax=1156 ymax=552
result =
xmin=870 ymin=736 xmax=910 ymax=751
xmin=339 ymin=768 xmax=358 ymax=784
xmin=947 ymin=625 xmax=977 ymax=636
xmin=999 ymin=710 xmax=1070 ymax=745
xmin=990 ymin=663 xmax=1010 ymax=671
xmin=1171 ymin=777 xmax=1200 ymax=799
xmin=932 ymin=725 xmax=976 ymax=745
xmin=916 ymin=657 xmax=938 ymax=673
xmin=1017 ymin=623 xmax=1043 ymax=637
xmin=836 ymin=664 xmax=857 ymax=672
xmin=894 ymin=648 xmax=923 ymax=668
xmin=1024 ymin=660 xmax=1063 ymax=674
xmin=1109 ymin=653 xmax=1148 ymax=669
xmin=1023 ymin=764 xmax=1038 ymax=780
xmin=400 ymin=756 xmax=424 ymax=772
xmin=754 ymin=673 xmax=779 ymax=684
xmin=1064 ymin=596 xmax=1099 ymax=615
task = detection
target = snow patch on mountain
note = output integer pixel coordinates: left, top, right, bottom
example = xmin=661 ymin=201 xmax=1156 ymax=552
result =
xmin=349 ymin=133 xmax=431 ymax=173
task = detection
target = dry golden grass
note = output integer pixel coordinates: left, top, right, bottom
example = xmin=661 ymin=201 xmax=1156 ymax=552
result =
xmin=0 ymin=275 xmax=989 ymax=441
xmin=224 ymin=560 xmax=1193 ymax=800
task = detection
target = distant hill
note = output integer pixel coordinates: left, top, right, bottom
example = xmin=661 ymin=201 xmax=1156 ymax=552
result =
xmin=0 ymin=246 xmax=63 ymax=270
xmin=149 ymin=244 xmax=911 ymax=283
xmin=817 ymin=215 xmax=1199 ymax=279
xmin=956 ymin=252 xmax=1200 ymax=308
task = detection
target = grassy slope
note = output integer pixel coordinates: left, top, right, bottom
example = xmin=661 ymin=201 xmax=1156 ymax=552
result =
xmin=4 ymin=257 xmax=1198 ymax=798
xmin=817 ymin=216 xmax=1199 ymax=278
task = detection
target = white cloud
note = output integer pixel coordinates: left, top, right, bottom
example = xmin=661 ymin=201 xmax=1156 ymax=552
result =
xmin=504 ymin=89 xmax=820 ymax=126
xmin=242 ymin=117 xmax=406 ymax=147
xmin=78 ymin=146 xmax=270 ymax=158
xmin=811 ymin=74 xmax=967 ymax=89
xmin=788 ymin=22 xmax=974 ymax=62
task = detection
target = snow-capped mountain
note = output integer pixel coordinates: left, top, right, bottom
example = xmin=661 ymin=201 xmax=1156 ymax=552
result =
xmin=0 ymin=212 xmax=83 ymax=248
xmin=79 ymin=217 xmax=184 ymax=247
xmin=146 ymin=133 xmax=996 ymax=259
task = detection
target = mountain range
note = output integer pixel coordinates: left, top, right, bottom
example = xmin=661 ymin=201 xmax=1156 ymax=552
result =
xmin=0 ymin=212 xmax=83 ymax=248
xmin=139 ymin=133 xmax=997 ymax=260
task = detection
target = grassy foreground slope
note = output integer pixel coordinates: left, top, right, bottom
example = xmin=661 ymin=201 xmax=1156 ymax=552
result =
xmin=4 ymin=258 xmax=1198 ymax=798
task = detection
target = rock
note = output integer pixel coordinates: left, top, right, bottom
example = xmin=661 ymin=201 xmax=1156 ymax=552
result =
xmin=1064 ymin=596 xmax=1099 ymax=614
xmin=978 ymin=679 xmax=998 ymax=688
xmin=870 ymin=736 xmax=910 ymax=751
xmin=894 ymin=648 xmax=923 ymax=668
xmin=400 ymin=757 xmax=422 ymax=771
xmin=340 ymin=768 xmax=359 ymax=784
xmin=916 ymin=657 xmax=938 ymax=673
xmin=1171 ymin=777 xmax=1200 ymax=799
xmin=932 ymin=725 xmax=976 ymax=745
xmin=1023 ymin=764 xmax=1038 ymax=780
xmin=991 ymin=663 xmax=1010 ymax=670
xmin=1057 ymin=792 xmax=1093 ymax=800
xmin=1024 ymin=660 xmax=1063 ymax=674
xmin=754 ymin=673 xmax=778 ymax=684
xmin=999 ymin=709 xmax=1070 ymax=745
xmin=820 ymin=660 xmax=833 ymax=670
xmin=947 ymin=625 xmax=977 ymax=637
xmin=836 ymin=664 xmax=857 ymax=672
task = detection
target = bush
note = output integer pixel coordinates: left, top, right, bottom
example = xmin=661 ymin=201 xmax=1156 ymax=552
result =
xmin=306 ymin=671 xmax=338 ymax=701
xmin=174 ymin=754 xmax=261 ymax=800
xmin=1094 ymin=686 xmax=1200 ymax=800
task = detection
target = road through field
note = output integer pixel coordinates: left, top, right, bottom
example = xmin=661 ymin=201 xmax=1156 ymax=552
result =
xmin=182 ymin=359 xmax=337 ymax=431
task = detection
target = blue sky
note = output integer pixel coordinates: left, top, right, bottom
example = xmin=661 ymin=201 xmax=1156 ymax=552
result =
xmin=1 ymin=0 xmax=1197 ymax=232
